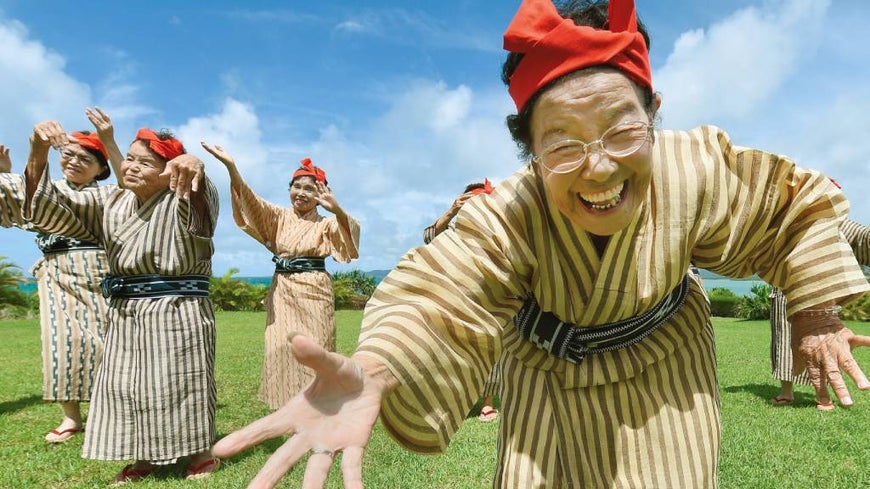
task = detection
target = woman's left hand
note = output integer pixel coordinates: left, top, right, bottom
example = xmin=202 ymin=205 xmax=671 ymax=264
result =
xmin=315 ymin=181 xmax=342 ymax=215
xmin=793 ymin=314 xmax=870 ymax=408
xmin=161 ymin=154 xmax=205 ymax=200
xmin=0 ymin=145 xmax=11 ymax=173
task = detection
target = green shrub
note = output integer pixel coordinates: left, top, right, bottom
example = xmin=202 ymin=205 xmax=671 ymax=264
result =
xmin=708 ymin=287 xmax=739 ymax=317
xmin=0 ymin=256 xmax=29 ymax=319
xmin=841 ymin=293 xmax=870 ymax=322
xmin=209 ymin=268 xmax=268 ymax=312
xmin=735 ymin=283 xmax=772 ymax=320
xmin=332 ymin=270 xmax=376 ymax=310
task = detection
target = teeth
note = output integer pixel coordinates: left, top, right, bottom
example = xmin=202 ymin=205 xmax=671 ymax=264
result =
xmin=580 ymin=182 xmax=624 ymax=210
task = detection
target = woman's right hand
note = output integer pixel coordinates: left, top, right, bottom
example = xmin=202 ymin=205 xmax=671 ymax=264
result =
xmin=0 ymin=145 xmax=11 ymax=173
xmin=31 ymin=120 xmax=69 ymax=151
xmin=200 ymin=142 xmax=236 ymax=168
xmin=212 ymin=335 xmax=387 ymax=489
xmin=85 ymin=107 xmax=114 ymax=140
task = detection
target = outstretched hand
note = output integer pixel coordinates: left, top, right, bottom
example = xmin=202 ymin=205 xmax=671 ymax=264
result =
xmin=793 ymin=314 xmax=870 ymax=408
xmin=31 ymin=120 xmax=71 ymax=151
xmin=200 ymin=141 xmax=236 ymax=169
xmin=213 ymin=335 xmax=384 ymax=489
xmin=314 ymin=181 xmax=343 ymax=215
xmin=160 ymin=154 xmax=205 ymax=200
xmin=85 ymin=107 xmax=114 ymax=140
xmin=0 ymin=145 xmax=10 ymax=173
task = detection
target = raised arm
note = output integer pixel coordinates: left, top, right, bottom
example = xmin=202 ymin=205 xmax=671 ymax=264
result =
xmin=423 ymin=191 xmax=475 ymax=244
xmin=0 ymin=145 xmax=10 ymax=173
xmin=86 ymin=107 xmax=126 ymax=185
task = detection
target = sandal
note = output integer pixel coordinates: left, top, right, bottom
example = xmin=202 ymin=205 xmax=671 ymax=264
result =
xmin=769 ymin=395 xmax=793 ymax=406
xmin=816 ymin=401 xmax=835 ymax=411
xmin=111 ymin=463 xmax=154 ymax=485
xmin=478 ymin=407 xmax=499 ymax=422
xmin=186 ymin=457 xmax=220 ymax=480
xmin=44 ymin=426 xmax=84 ymax=443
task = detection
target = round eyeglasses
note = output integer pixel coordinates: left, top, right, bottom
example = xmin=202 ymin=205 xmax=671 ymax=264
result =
xmin=532 ymin=121 xmax=653 ymax=174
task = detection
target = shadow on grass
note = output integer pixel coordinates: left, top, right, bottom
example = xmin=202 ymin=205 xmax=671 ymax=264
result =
xmin=0 ymin=394 xmax=43 ymax=414
xmin=722 ymin=383 xmax=816 ymax=407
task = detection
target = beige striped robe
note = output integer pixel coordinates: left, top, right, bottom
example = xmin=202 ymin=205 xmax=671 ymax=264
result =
xmin=230 ymin=180 xmax=360 ymax=409
xmin=770 ymin=218 xmax=870 ymax=385
xmin=0 ymin=175 xmax=109 ymax=402
xmin=25 ymin=166 xmax=219 ymax=465
xmin=357 ymin=126 xmax=869 ymax=488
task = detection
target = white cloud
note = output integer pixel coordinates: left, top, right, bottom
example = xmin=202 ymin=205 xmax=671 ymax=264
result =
xmin=655 ymin=0 xmax=830 ymax=130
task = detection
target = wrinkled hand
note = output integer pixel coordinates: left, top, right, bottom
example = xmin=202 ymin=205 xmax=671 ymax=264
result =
xmin=0 ymin=145 xmax=10 ymax=173
xmin=31 ymin=120 xmax=70 ymax=151
xmin=161 ymin=154 xmax=205 ymax=200
xmin=793 ymin=315 xmax=870 ymax=408
xmin=449 ymin=192 xmax=475 ymax=217
xmin=213 ymin=335 xmax=383 ymax=489
xmin=85 ymin=107 xmax=114 ymax=140
xmin=314 ymin=181 xmax=343 ymax=215
xmin=200 ymin=141 xmax=236 ymax=169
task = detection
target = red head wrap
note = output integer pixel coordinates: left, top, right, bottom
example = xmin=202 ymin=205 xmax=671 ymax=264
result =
xmin=503 ymin=0 xmax=652 ymax=112
xmin=470 ymin=178 xmax=495 ymax=195
xmin=292 ymin=157 xmax=327 ymax=184
xmin=69 ymin=131 xmax=108 ymax=161
xmin=134 ymin=128 xmax=186 ymax=161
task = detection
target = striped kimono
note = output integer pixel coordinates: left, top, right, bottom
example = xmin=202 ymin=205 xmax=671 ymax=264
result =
xmin=230 ymin=179 xmax=359 ymax=409
xmin=0 ymin=174 xmax=109 ymax=403
xmin=25 ymin=167 xmax=219 ymax=465
xmin=770 ymin=218 xmax=870 ymax=385
xmin=357 ymin=126 xmax=869 ymax=488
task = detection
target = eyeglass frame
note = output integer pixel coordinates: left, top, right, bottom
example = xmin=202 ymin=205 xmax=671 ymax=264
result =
xmin=531 ymin=121 xmax=653 ymax=174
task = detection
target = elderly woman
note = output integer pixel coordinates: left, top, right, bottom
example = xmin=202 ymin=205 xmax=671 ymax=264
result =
xmin=202 ymin=143 xmax=360 ymax=410
xmin=0 ymin=129 xmax=114 ymax=444
xmin=23 ymin=121 xmax=220 ymax=483
xmin=212 ymin=0 xmax=870 ymax=488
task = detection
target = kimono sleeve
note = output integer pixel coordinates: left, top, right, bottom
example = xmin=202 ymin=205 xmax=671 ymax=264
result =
xmin=0 ymin=173 xmax=28 ymax=229
xmin=184 ymin=176 xmax=220 ymax=239
xmin=323 ymin=213 xmax=360 ymax=263
xmin=840 ymin=218 xmax=870 ymax=266
xmin=24 ymin=166 xmax=105 ymax=242
xmin=356 ymin=189 xmax=532 ymax=453
xmin=229 ymin=178 xmax=283 ymax=250
xmin=691 ymin=126 xmax=868 ymax=315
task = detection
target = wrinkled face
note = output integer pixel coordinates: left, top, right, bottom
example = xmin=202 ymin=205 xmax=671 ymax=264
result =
xmin=121 ymin=140 xmax=170 ymax=202
xmin=289 ymin=175 xmax=318 ymax=213
xmin=530 ymin=69 xmax=658 ymax=236
xmin=59 ymin=143 xmax=103 ymax=186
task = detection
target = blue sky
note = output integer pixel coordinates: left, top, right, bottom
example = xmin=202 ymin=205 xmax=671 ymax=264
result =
xmin=1 ymin=0 xmax=868 ymax=277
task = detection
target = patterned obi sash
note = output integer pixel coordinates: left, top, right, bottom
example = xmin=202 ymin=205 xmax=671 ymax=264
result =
xmin=36 ymin=233 xmax=101 ymax=255
xmin=272 ymin=256 xmax=326 ymax=274
xmin=513 ymin=274 xmax=691 ymax=365
xmin=100 ymin=274 xmax=210 ymax=299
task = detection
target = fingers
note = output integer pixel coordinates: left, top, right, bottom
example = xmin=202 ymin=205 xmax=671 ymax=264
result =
xmin=33 ymin=121 xmax=68 ymax=148
xmin=213 ymin=408 xmax=297 ymax=460
xmin=849 ymin=334 xmax=870 ymax=349
xmin=247 ymin=435 xmax=311 ymax=489
xmin=840 ymin=352 xmax=870 ymax=390
xmin=290 ymin=335 xmax=335 ymax=370
xmin=340 ymin=446 xmax=365 ymax=489
xmin=301 ymin=450 xmax=334 ymax=489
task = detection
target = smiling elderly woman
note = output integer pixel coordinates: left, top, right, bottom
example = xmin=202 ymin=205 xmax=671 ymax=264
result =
xmin=202 ymin=143 xmax=360 ymax=410
xmin=211 ymin=1 xmax=870 ymax=488
xmin=23 ymin=121 xmax=221 ymax=484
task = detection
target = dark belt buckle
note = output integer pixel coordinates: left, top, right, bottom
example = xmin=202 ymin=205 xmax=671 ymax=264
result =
xmin=100 ymin=276 xmax=123 ymax=298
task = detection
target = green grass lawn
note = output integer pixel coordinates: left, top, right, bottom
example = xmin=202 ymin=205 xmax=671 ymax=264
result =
xmin=1 ymin=313 xmax=869 ymax=488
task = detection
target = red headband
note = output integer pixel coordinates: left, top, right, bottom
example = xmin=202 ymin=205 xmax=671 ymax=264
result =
xmin=135 ymin=128 xmax=185 ymax=161
xmin=292 ymin=157 xmax=327 ymax=183
xmin=471 ymin=178 xmax=494 ymax=195
xmin=69 ymin=131 xmax=108 ymax=161
xmin=504 ymin=0 xmax=652 ymax=112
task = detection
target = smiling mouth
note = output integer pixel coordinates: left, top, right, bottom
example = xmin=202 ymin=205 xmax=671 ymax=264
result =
xmin=579 ymin=181 xmax=625 ymax=211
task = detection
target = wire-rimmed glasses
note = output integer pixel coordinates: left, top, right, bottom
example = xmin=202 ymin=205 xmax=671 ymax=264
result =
xmin=532 ymin=121 xmax=652 ymax=174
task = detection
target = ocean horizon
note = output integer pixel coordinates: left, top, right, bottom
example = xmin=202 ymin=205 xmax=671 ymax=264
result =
xmin=16 ymin=269 xmax=767 ymax=297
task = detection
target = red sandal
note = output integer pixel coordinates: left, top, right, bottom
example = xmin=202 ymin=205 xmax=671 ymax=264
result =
xmin=111 ymin=464 xmax=154 ymax=485
xmin=186 ymin=457 xmax=220 ymax=480
xmin=44 ymin=426 xmax=84 ymax=443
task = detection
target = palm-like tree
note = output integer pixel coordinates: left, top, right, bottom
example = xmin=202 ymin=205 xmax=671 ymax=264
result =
xmin=0 ymin=255 xmax=28 ymax=308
